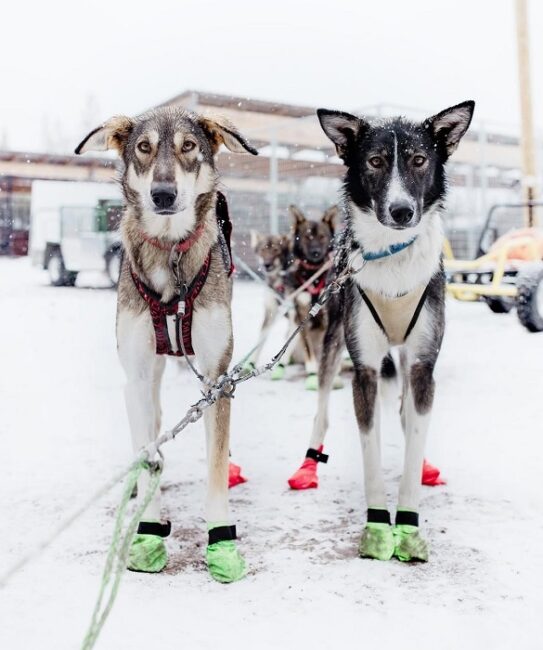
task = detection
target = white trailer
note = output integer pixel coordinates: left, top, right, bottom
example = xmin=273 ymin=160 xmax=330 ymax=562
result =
xmin=29 ymin=180 xmax=123 ymax=286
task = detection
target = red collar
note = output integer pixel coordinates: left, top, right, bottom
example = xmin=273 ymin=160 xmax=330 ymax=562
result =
xmin=138 ymin=222 xmax=205 ymax=254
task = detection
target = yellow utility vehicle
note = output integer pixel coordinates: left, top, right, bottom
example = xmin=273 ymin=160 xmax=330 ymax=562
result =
xmin=445 ymin=202 xmax=543 ymax=332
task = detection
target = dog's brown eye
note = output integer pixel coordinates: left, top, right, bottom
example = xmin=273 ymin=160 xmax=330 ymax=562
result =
xmin=182 ymin=140 xmax=196 ymax=153
xmin=413 ymin=154 xmax=426 ymax=167
xmin=368 ymin=156 xmax=384 ymax=169
xmin=137 ymin=141 xmax=151 ymax=154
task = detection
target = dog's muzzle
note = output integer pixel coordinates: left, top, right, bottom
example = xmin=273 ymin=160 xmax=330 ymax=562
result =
xmin=151 ymin=182 xmax=177 ymax=213
xmin=388 ymin=201 xmax=415 ymax=228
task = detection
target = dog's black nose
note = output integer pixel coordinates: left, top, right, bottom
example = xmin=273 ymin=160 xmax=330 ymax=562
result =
xmin=389 ymin=201 xmax=414 ymax=226
xmin=151 ymin=183 xmax=177 ymax=211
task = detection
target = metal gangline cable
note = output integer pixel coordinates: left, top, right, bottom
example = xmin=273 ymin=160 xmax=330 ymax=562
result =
xmin=0 ymin=252 xmax=363 ymax=650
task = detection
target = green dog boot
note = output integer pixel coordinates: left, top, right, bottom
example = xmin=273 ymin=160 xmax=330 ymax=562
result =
xmin=358 ymin=522 xmax=395 ymax=561
xmin=242 ymin=360 xmax=256 ymax=376
xmin=206 ymin=541 xmax=246 ymax=583
xmin=127 ymin=534 xmax=168 ymax=573
xmin=305 ymin=373 xmax=319 ymax=391
xmin=393 ymin=524 xmax=429 ymax=562
xmin=271 ymin=363 xmax=286 ymax=380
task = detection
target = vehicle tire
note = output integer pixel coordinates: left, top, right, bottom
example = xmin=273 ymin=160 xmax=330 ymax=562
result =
xmin=485 ymin=297 xmax=514 ymax=314
xmin=516 ymin=263 xmax=543 ymax=332
xmin=106 ymin=247 xmax=122 ymax=287
xmin=47 ymin=249 xmax=68 ymax=286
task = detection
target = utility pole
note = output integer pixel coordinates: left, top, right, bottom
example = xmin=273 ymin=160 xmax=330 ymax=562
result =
xmin=515 ymin=0 xmax=538 ymax=226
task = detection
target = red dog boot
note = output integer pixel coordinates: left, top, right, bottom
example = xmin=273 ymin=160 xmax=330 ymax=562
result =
xmin=288 ymin=446 xmax=329 ymax=490
xmin=422 ymin=459 xmax=446 ymax=486
xmin=228 ymin=462 xmax=247 ymax=489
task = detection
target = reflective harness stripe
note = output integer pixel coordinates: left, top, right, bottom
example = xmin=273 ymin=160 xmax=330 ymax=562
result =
xmin=130 ymin=192 xmax=233 ymax=357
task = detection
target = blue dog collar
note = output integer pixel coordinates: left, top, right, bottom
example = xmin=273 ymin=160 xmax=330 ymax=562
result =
xmin=362 ymin=236 xmax=418 ymax=262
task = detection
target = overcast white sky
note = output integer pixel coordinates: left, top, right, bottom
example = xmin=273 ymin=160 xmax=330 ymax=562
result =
xmin=2 ymin=0 xmax=542 ymax=153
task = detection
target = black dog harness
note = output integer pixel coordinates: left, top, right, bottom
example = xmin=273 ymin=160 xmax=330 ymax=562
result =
xmin=352 ymin=235 xmax=430 ymax=344
xmin=131 ymin=192 xmax=234 ymax=357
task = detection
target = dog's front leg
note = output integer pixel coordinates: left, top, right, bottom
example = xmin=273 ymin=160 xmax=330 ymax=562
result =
xmin=248 ymin=290 xmax=278 ymax=369
xmin=393 ymin=355 xmax=435 ymax=562
xmin=287 ymin=307 xmax=344 ymax=490
xmin=293 ymin=292 xmax=320 ymax=389
xmin=118 ymin=311 xmax=169 ymax=573
xmin=192 ymin=305 xmax=246 ymax=583
xmin=353 ymin=361 xmax=396 ymax=561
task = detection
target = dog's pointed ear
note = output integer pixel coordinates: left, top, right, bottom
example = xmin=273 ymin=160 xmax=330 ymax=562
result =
xmin=424 ymin=101 xmax=475 ymax=157
xmin=289 ymin=205 xmax=306 ymax=227
xmin=317 ymin=109 xmax=366 ymax=162
xmin=250 ymin=230 xmax=261 ymax=249
xmin=322 ymin=205 xmax=339 ymax=232
xmin=279 ymin=234 xmax=291 ymax=250
xmin=75 ymin=116 xmax=134 ymax=155
xmin=199 ymin=116 xmax=258 ymax=155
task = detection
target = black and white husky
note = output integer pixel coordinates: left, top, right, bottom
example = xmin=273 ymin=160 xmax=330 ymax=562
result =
xmin=295 ymin=102 xmax=474 ymax=561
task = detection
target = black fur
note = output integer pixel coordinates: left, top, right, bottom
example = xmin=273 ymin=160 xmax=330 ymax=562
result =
xmin=318 ymin=102 xmax=474 ymax=232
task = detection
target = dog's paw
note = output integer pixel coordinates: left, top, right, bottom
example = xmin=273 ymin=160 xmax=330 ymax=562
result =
xmin=392 ymin=525 xmax=429 ymax=562
xmin=271 ymin=363 xmax=286 ymax=380
xmin=287 ymin=458 xmax=318 ymax=490
xmin=358 ymin=523 xmax=395 ymax=560
xmin=305 ymin=373 xmax=318 ymax=391
xmin=127 ymin=534 xmax=168 ymax=573
xmin=421 ymin=459 xmax=446 ymax=486
xmin=206 ymin=541 xmax=247 ymax=583
xmin=228 ymin=462 xmax=248 ymax=489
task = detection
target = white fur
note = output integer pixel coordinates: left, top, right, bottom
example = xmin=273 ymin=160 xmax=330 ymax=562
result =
xmin=398 ymin=386 xmax=432 ymax=510
xmin=148 ymin=267 xmax=170 ymax=294
xmin=386 ymin=134 xmax=412 ymax=208
xmin=117 ymin=310 xmax=163 ymax=521
xmin=118 ymin=302 xmax=233 ymax=526
xmin=349 ymin=201 xmax=443 ymax=296
xmin=192 ymin=304 xmax=232 ymax=377
xmin=191 ymin=304 xmax=233 ymax=523
xmin=127 ymin=161 xmax=215 ymax=241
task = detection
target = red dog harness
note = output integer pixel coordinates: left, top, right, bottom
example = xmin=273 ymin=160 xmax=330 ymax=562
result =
xmin=131 ymin=192 xmax=233 ymax=357
xmin=293 ymin=259 xmax=328 ymax=301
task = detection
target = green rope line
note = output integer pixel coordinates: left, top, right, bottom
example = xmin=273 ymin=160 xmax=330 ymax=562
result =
xmin=81 ymin=460 xmax=162 ymax=650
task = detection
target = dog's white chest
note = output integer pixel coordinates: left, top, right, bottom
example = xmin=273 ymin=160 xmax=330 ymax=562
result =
xmin=360 ymin=286 xmax=427 ymax=346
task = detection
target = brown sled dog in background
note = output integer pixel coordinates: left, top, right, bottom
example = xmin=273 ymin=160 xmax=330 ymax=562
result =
xmin=76 ymin=107 xmax=257 ymax=582
xmin=283 ymin=205 xmax=339 ymax=391
xmin=245 ymin=232 xmax=293 ymax=372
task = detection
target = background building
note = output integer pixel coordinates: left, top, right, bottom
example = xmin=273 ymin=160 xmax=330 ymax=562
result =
xmin=0 ymin=90 xmax=539 ymax=261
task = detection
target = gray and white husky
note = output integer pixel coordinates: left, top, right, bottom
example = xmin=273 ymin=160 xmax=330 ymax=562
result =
xmin=76 ymin=107 xmax=257 ymax=581
xmin=292 ymin=101 xmax=474 ymax=561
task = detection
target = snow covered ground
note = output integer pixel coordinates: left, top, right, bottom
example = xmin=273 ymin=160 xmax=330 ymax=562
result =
xmin=1 ymin=256 xmax=543 ymax=650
